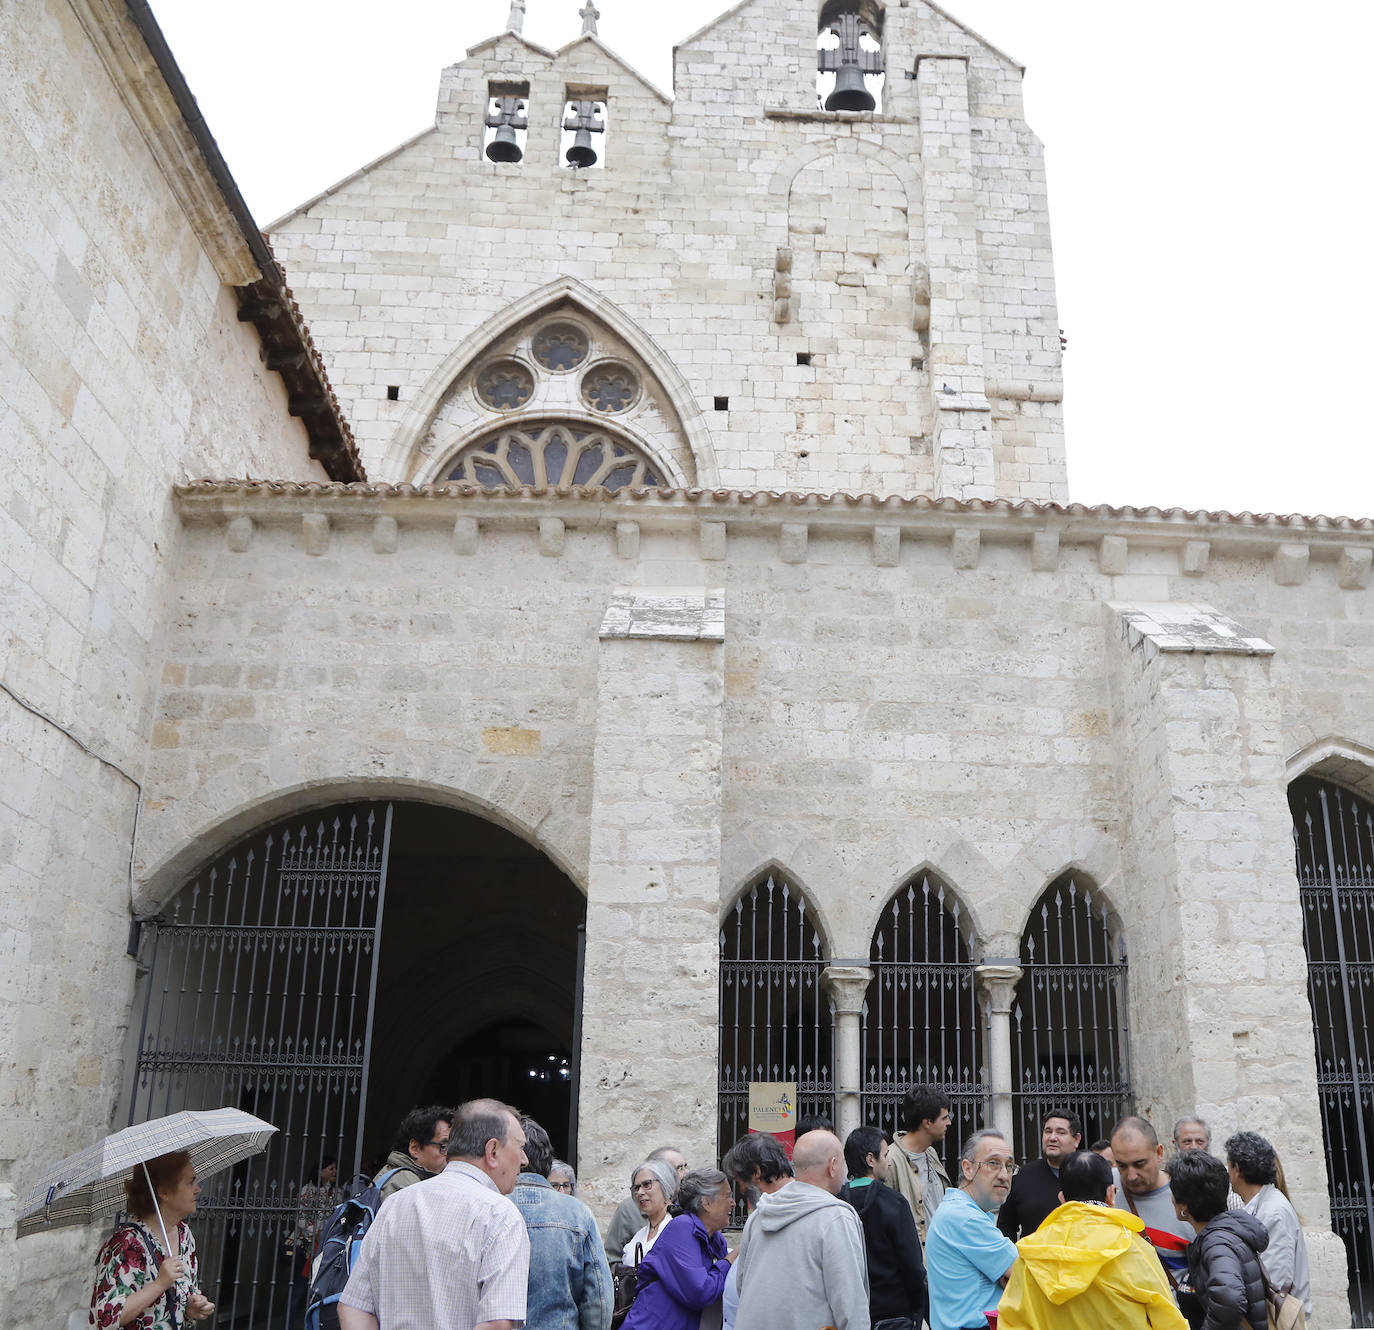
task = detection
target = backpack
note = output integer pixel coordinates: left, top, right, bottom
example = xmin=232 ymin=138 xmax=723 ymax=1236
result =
xmin=304 ymin=1166 xmax=416 ymax=1330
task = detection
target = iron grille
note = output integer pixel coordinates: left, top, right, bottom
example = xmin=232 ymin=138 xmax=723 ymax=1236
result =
xmin=1010 ymin=876 xmax=1131 ymax=1159
xmin=718 ymin=875 xmax=835 ymax=1181
xmin=861 ymin=876 xmax=986 ymax=1175
xmin=1294 ymin=775 xmax=1374 ymax=1323
xmin=128 ymin=804 xmax=393 ymax=1329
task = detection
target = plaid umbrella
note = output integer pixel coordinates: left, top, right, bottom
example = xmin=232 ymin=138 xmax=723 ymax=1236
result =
xmin=17 ymin=1107 xmax=277 ymax=1239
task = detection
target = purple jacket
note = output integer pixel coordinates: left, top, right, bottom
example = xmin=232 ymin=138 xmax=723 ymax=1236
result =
xmin=623 ymin=1213 xmax=730 ymax=1330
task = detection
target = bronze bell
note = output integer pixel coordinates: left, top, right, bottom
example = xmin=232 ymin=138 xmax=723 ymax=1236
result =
xmin=486 ymin=124 xmax=523 ymax=163
xmin=825 ymin=63 xmax=876 ymax=112
xmin=565 ymin=129 xmax=598 ymax=168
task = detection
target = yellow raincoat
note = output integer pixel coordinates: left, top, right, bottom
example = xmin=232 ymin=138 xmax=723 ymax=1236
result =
xmin=997 ymin=1201 xmax=1188 ymax=1330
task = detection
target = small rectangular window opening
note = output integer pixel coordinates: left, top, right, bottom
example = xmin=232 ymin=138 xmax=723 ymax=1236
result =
xmin=483 ymin=81 xmax=530 ymax=163
xmin=796 ymin=352 xmax=812 ymax=366
xmin=714 ymin=396 xmax=729 ymax=412
xmin=386 ymin=385 xmax=400 ymax=401
xmin=561 ymin=87 xmax=607 ymax=169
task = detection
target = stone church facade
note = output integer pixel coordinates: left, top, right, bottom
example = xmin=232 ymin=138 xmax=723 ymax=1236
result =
xmin=3 ymin=1 xmax=1373 ymax=1327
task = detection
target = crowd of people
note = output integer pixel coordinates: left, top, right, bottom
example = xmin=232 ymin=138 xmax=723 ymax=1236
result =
xmin=88 ymin=1091 xmax=1313 ymax=1330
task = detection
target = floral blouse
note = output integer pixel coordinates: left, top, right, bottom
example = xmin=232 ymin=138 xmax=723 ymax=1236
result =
xmin=90 ymin=1221 xmax=197 ymax=1330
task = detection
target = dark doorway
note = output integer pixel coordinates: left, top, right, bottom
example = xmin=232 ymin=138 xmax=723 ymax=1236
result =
xmin=358 ymin=803 xmax=584 ymax=1171
xmin=423 ymin=1020 xmax=574 ymax=1157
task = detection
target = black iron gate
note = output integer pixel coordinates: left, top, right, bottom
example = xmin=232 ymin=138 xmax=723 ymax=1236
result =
xmin=128 ymin=804 xmax=393 ymax=1329
xmin=1010 ymin=875 xmax=1131 ymax=1159
xmin=860 ymin=876 xmax=986 ymax=1174
xmin=1293 ymin=775 xmax=1374 ymax=1322
xmin=718 ymin=874 xmax=835 ymax=1160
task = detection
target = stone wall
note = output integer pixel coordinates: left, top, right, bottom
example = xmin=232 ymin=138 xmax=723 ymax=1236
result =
xmin=0 ymin=2 xmax=325 ymax=1322
xmin=268 ymin=0 xmax=1066 ymax=501
xmin=135 ymin=487 xmax=1374 ymax=1328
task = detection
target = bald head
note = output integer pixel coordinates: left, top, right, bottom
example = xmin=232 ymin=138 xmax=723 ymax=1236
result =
xmin=793 ymin=1130 xmax=846 ymax=1195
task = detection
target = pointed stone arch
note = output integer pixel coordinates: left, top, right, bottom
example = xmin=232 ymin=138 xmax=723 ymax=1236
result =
xmin=383 ymin=277 xmax=719 ymax=486
xmin=1286 ymin=734 xmax=1374 ymax=805
xmin=1008 ymin=871 xmax=1131 ymax=1159
xmin=859 ymin=868 xmax=985 ymax=1152
xmin=717 ymin=867 xmax=835 ymax=1158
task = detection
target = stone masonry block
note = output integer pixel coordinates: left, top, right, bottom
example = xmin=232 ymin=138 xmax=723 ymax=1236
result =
xmin=615 ymin=522 xmax=640 ymax=560
xmin=951 ymin=528 xmax=980 ymax=569
xmin=1338 ymin=546 xmax=1373 ymax=590
xmin=372 ymin=516 xmax=398 ymax=554
xmin=779 ymin=523 xmax=808 ymax=565
xmin=452 ymin=515 xmax=479 ymax=555
xmin=700 ymin=522 xmax=726 ymax=562
xmin=872 ymin=526 xmax=900 ymax=567
xmin=1181 ymin=540 xmax=1211 ymax=577
xmin=302 ymin=513 xmax=330 ymax=556
xmin=539 ymin=518 xmax=566 ymax=557
xmin=1273 ymin=543 xmax=1309 ymax=586
xmin=1099 ymin=535 xmax=1128 ymax=575
xmin=226 ymin=516 xmax=253 ymax=553
xmin=1030 ymin=531 xmax=1058 ymax=571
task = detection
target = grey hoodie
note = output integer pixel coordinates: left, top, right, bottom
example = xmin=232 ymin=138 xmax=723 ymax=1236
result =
xmin=734 ymin=1180 xmax=870 ymax=1330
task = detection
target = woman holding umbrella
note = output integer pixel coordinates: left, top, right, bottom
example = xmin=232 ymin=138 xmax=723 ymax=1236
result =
xmin=90 ymin=1150 xmax=216 ymax=1329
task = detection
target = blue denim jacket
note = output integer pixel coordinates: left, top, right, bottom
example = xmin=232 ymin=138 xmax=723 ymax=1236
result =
xmin=512 ymin=1173 xmax=614 ymax=1330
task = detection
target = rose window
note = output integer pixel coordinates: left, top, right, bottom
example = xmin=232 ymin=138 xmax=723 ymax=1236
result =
xmin=446 ymin=423 xmax=664 ymax=491
xmin=581 ymin=363 xmax=640 ymax=414
xmin=532 ymin=323 xmax=590 ymax=372
xmin=475 ymin=359 xmax=535 ymax=410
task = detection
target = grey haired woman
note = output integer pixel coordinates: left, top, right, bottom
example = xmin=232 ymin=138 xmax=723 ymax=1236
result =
xmin=621 ymin=1157 xmax=680 ymax=1267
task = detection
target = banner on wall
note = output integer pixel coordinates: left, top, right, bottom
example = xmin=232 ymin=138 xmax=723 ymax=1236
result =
xmin=747 ymin=1081 xmax=797 ymax=1158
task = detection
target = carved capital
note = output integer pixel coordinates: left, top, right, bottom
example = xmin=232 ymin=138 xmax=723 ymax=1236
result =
xmin=822 ymin=965 xmax=874 ymax=1015
xmin=974 ymin=963 xmax=1022 ymax=1013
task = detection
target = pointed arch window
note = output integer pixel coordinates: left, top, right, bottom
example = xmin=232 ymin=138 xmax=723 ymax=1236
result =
xmin=861 ymin=875 xmax=984 ymax=1168
xmin=1292 ymin=774 xmax=1374 ymax=1322
xmin=1010 ymin=875 xmax=1131 ymax=1158
xmin=718 ymin=874 xmax=834 ymax=1162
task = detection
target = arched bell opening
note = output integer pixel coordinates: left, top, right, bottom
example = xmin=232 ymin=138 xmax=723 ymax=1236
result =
xmin=817 ymin=1 xmax=885 ymax=113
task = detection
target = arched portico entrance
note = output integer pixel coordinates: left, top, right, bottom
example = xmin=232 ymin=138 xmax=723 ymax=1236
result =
xmin=126 ymin=798 xmax=583 ymax=1329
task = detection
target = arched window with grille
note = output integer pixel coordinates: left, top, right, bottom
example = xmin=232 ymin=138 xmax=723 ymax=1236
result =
xmin=861 ymin=875 xmax=984 ymax=1163
xmin=717 ymin=873 xmax=834 ymax=1157
xmin=1010 ymin=875 xmax=1131 ymax=1158
xmin=1293 ymin=773 xmax=1374 ymax=1323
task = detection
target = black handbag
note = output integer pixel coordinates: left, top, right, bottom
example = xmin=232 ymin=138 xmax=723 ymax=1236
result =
xmin=611 ymin=1242 xmax=645 ymax=1328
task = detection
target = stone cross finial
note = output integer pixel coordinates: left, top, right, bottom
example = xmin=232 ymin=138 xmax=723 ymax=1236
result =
xmin=579 ymin=2 xmax=599 ymax=37
xmin=506 ymin=0 xmax=525 ymax=33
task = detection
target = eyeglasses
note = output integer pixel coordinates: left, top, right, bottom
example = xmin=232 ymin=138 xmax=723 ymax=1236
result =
xmin=552 ymin=1181 xmax=574 ymax=1193
xmin=426 ymin=1138 xmax=450 ymax=1150
xmin=977 ymin=1158 xmax=1019 ymax=1176
xmin=631 ymin=1181 xmax=662 ymax=1194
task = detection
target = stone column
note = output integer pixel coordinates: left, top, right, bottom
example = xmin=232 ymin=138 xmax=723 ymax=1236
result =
xmin=1105 ymin=603 xmax=1348 ymax=1328
xmin=975 ymin=962 xmax=1022 ymax=1146
xmin=577 ymin=588 xmax=726 ymax=1223
xmin=822 ymin=965 xmax=874 ymax=1141
xmin=915 ymin=52 xmax=995 ymax=502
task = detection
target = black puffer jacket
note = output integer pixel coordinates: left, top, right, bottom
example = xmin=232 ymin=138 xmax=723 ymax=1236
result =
xmin=1186 ymin=1209 xmax=1269 ymax=1330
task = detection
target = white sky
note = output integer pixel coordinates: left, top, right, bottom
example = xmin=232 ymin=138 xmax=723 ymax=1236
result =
xmin=148 ymin=0 xmax=1374 ymax=517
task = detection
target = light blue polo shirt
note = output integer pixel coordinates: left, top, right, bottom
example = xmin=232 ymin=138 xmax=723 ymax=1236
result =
xmin=925 ymin=1187 xmax=1019 ymax=1330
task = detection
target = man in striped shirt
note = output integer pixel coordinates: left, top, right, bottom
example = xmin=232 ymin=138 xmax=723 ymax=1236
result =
xmin=340 ymin=1099 xmax=531 ymax=1330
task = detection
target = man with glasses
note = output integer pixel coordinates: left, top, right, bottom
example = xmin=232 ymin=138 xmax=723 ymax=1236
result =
xmin=379 ymin=1105 xmax=455 ymax=1202
xmin=925 ymin=1130 xmax=1019 ymax=1330
xmin=603 ymin=1145 xmax=687 ymax=1262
